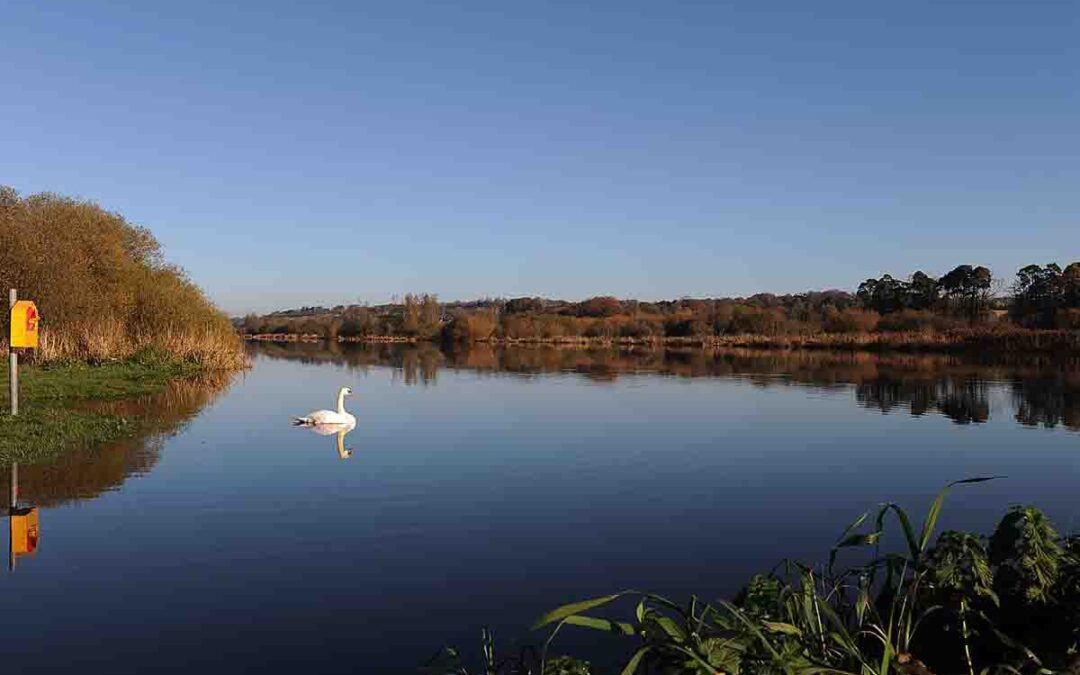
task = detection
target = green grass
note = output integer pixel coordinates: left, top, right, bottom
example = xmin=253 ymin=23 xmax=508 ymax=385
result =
xmin=0 ymin=408 xmax=134 ymax=463
xmin=15 ymin=358 xmax=198 ymax=403
xmin=436 ymin=481 xmax=1080 ymax=675
xmin=0 ymin=349 xmax=201 ymax=464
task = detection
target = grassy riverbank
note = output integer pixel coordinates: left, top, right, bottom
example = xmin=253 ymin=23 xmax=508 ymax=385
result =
xmin=0 ymin=350 xmax=203 ymax=464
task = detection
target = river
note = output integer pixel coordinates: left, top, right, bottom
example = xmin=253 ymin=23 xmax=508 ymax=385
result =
xmin=2 ymin=343 xmax=1078 ymax=673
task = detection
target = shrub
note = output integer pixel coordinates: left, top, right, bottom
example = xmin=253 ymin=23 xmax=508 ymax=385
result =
xmin=583 ymin=318 xmax=620 ymax=339
xmin=822 ymin=307 xmax=879 ymax=333
xmin=618 ymin=319 xmax=662 ymax=339
xmin=500 ymin=315 xmax=534 ymax=340
xmin=574 ymin=296 xmax=623 ymax=318
xmin=989 ymin=505 xmax=1063 ymax=605
xmin=663 ymin=317 xmax=711 ymax=338
xmin=444 ymin=310 xmax=497 ymax=341
xmin=0 ymin=187 xmax=244 ymax=369
xmin=728 ymin=306 xmax=788 ymax=335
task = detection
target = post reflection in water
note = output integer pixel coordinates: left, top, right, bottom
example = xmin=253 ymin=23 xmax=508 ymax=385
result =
xmin=7 ymin=462 xmax=40 ymax=571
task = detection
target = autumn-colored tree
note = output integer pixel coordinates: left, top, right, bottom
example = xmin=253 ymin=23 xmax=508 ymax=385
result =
xmin=504 ymin=297 xmax=545 ymax=314
xmin=443 ymin=309 xmax=497 ymax=341
xmin=401 ymin=294 xmax=421 ymax=336
xmin=575 ymin=296 xmax=623 ymax=318
xmin=823 ymin=307 xmax=879 ymax=333
xmin=419 ymin=293 xmax=440 ymax=337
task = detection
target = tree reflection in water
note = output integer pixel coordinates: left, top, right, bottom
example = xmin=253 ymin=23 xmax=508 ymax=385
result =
xmin=0 ymin=372 xmax=234 ymax=509
xmin=856 ymin=378 xmax=991 ymax=424
xmin=1012 ymin=374 xmax=1080 ymax=430
xmin=252 ymin=342 xmax=1080 ymax=431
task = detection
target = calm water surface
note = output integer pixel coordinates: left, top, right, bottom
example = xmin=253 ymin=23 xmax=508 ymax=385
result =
xmin=2 ymin=343 xmax=1078 ymax=673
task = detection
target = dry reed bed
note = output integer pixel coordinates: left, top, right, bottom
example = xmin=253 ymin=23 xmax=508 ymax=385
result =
xmin=3 ymin=324 xmax=247 ymax=371
xmin=464 ymin=328 xmax=1080 ymax=353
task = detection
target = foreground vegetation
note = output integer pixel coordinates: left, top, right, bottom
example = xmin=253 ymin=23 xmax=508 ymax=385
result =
xmin=0 ymin=349 xmax=204 ymax=464
xmin=432 ymin=481 xmax=1079 ymax=675
xmin=0 ymin=186 xmax=245 ymax=369
xmin=240 ymin=263 xmax=1080 ymax=354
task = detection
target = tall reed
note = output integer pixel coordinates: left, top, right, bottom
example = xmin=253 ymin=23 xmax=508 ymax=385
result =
xmin=433 ymin=480 xmax=1080 ymax=675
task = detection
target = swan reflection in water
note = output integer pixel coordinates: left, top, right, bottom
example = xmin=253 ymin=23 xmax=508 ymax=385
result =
xmin=303 ymin=422 xmax=355 ymax=459
xmin=292 ymin=386 xmax=358 ymax=459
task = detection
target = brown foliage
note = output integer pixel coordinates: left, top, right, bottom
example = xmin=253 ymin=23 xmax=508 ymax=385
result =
xmin=823 ymin=307 xmax=879 ymax=334
xmin=1057 ymin=308 xmax=1080 ymax=330
xmin=445 ymin=309 xmax=498 ymax=341
xmin=575 ymin=296 xmax=623 ymax=318
xmin=0 ymin=187 xmax=244 ymax=368
xmin=728 ymin=306 xmax=789 ymax=335
xmin=877 ymin=310 xmax=961 ymax=333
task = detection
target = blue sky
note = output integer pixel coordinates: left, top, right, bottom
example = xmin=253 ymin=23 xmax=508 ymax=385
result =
xmin=1 ymin=1 xmax=1077 ymax=313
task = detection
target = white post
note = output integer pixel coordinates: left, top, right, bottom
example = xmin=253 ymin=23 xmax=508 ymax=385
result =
xmin=8 ymin=288 xmax=17 ymax=416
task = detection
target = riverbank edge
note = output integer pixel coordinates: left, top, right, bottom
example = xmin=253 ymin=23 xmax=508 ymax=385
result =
xmin=245 ymin=328 xmax=1080 ymax=354
xmin=0 ymin=353 xmax=232 ymax=465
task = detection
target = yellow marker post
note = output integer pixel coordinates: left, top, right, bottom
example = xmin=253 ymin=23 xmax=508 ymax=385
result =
xmin=8 ymin=291 xmax=40 ymax=416
xmin=10 ymin=300 xmax=40 ymax=349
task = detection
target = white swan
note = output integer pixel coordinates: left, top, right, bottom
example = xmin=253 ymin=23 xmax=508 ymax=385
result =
xmin=292 ymin=386 xmax=356 ymax=427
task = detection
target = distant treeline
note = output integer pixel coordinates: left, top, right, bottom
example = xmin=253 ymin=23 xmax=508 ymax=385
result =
xmin=0 ymin=187 xmax=244 ymax=368
xmin=239 ymin=263 xmax=1080 ymax=343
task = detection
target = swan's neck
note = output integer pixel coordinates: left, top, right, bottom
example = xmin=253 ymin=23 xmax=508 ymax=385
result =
xmin=336 ymin=390 xmax=347 ymax=414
